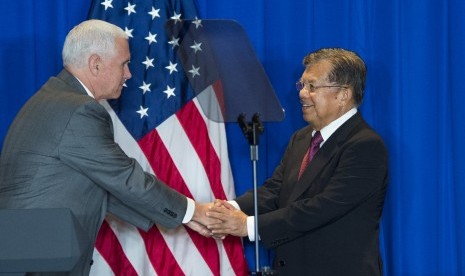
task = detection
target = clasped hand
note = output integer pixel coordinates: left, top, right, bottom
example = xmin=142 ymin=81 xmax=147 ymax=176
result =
xmin=186 ymin=200 xmax=248 ymax=239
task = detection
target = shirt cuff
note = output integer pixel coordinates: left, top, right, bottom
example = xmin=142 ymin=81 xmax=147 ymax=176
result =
xmin=228 ymin=200 xmax=255 ymax=241
xmin=247 ymin=216 xmax=255 ymax=241
xmin=228 ymin=200 xmax=240 ymax=210
xmin=182 ymin=197 xmax=195 ymax=223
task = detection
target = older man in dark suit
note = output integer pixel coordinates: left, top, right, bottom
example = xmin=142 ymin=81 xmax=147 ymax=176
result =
xmin=207 ymin=48 xmax=389 ymax=275
xmin=0 ymin=19 xmax=213 ymax=275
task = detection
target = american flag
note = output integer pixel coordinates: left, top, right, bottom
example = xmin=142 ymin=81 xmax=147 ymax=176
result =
xmin=87 ymin=0 xmax=249 ymax=275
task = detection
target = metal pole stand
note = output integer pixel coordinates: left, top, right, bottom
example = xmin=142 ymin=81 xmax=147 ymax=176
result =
xmin=238 ymin=113 xmax=272 ymax=275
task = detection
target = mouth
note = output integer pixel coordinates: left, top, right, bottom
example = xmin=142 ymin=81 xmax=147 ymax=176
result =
xmin=301 ymin=102 xmax=313 ymax=110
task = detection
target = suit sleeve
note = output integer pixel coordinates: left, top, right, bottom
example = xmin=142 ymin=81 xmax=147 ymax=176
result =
xmin=107 ymin=195 xmax=153 ymax=231
xmin=255 ymin=132 xmax=388 ymax=248
xmin=58 ymin=101 xmax=187 ymax=229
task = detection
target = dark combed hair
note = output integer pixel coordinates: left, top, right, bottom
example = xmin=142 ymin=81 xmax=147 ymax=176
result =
xmin=303 ymin=48 xmax=367 ymax=107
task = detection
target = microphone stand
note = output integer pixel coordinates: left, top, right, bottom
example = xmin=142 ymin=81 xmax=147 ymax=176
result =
xmin=238 ymin=113 xmax=264 ymax=275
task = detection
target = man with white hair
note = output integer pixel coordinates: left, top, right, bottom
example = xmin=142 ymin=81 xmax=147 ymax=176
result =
xmin=0 ymin=20 xmax=212 ymax=275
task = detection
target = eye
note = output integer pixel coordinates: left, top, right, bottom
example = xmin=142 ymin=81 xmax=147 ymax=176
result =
xmin=308 ymin=83 xmax=316 ymax=92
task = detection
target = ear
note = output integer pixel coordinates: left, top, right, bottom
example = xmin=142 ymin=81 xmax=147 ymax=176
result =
xmin=337 ymin=87 xmax=351 ymax=106
xmin=88 ymin=54 xmax=101 ymax=76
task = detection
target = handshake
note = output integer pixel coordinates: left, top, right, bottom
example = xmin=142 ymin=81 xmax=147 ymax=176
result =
xmin=186 ymin=199 xmax=249 ymax=239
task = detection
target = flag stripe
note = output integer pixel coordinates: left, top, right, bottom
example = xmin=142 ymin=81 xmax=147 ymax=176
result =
xmin=139 ymin=107 xmax=221 ymax=274
xmin=139 ymin=227 xmax=185 ymax=276
xmin=95 ymin=221 xmax=138 ymax=276
xmin=192 ymin=89 xmax=236 ymax=199
xmin=138 ymin=128 xmax=194 ymax=197
xmin=158 ymin=226 xmax=214 ymax=275
xmin=109 ymin=216 xmax=157 ymax=275
xmin=184 ymin=85 xmax=250 ymax=276
xmin=176 ymin=101 xmax=227 ymax=200
xmin=90 ymin=246 xmax=115 ymax=275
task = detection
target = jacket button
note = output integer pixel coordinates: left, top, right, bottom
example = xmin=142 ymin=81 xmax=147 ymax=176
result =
xmin=279 ymin=260 xmax=286 ymax=267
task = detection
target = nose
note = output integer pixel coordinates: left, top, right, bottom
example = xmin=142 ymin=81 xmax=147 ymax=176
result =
xmin=299 ymin=87 xmax=308 ymax=99
xmin=125 ymin=65 xmax=132 ymax=80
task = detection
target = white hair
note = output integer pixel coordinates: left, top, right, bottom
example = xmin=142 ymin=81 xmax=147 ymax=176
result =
xmin=62 ymin=19 xmax=128 ymax=68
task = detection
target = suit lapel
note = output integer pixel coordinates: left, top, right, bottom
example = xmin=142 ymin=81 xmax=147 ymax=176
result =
xmin=288 ymin=113 xmax=364 ymax=202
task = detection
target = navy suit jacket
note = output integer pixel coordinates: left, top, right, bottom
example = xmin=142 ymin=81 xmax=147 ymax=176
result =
xmin=236 ymin=112 xmax=388 ymax=276
xmin=0 ymin=70 xmax=187 ymax=275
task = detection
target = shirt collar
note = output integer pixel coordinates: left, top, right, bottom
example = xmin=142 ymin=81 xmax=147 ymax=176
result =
xmin=315 ymin=107 xmax=357 ymax=145
xmin=74 ymin=76 xmax=95 ymax=99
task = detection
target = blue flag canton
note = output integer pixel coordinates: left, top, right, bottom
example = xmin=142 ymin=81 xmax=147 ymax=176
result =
xmin=88 ymin=0 xmax=199 ymax=140
xmin=166 ymin=19 xmax=220 ymax=98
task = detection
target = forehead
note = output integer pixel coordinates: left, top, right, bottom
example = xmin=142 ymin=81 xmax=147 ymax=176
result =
xmin=302 ymin=60 xmax=333 ymax=81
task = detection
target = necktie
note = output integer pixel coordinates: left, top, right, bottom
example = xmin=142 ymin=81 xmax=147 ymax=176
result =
xmin=298 ymin=131 xmax=323 ymax=179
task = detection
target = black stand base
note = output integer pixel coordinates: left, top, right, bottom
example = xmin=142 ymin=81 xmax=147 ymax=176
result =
xmin=249 ymin=267 xmax=277 ymax=275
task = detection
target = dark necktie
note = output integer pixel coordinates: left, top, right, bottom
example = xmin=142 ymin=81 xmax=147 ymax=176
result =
xmin=298 ymin=131 xmax=323 ymax=179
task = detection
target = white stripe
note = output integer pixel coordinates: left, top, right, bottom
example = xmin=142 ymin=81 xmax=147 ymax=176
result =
xmin=156 ymin=115 xmax=214 ymax=203
xmin=158 ymin=225 xmax=213 ymax=275
xmin=100 ymin=100 xmax=155 ymax=175
xmin=107 ymin=216 xmax=157 ymax=276
xmin=194 ymin=89 xmax=241 ymax=274
xmin=217 ymin=239 xmax=241 ymax=276
xmin=90 ymin=248 xmax=115 ymax=276
xmin=193 ymin=88 xmax=236 ymax=199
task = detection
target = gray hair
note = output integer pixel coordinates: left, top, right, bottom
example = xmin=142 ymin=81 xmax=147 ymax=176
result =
xmin=62 ymin=19 xmax=128 ymax=68
xmin=303 ymin=48 xmax=367 ymax=107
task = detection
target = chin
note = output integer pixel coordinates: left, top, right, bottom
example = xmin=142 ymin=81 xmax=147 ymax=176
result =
xmin=113 ymin=91 xmax=122 ymax=99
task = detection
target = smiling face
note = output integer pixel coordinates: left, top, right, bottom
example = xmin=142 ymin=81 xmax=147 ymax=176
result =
xmin=92 ymin=37 xmax=132 ymax=100
xmin=298 ymin=60 xmax=352 ymax=130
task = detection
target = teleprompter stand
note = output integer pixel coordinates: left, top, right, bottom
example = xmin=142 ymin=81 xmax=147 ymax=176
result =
xmin=238 ymin=113 xmax=265 ymax=274
xmin=0 ymin=208 xmax=91 ymax=275
xmin=166 ymin=19 xmax=285 ymax=274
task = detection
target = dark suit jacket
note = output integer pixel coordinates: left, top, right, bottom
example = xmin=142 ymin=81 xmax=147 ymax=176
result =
xmin=0 ymin=70 xmax=187 ymax=275
xmin=236 ymin=112 xmax=388 ymax=276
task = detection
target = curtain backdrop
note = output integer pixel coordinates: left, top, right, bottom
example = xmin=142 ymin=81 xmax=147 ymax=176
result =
xmin=1 ymin=0 xmax=464 ymax=275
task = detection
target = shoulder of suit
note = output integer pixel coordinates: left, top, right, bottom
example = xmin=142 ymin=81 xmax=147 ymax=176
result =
xmin=38 ymin=75 xmax=108 ymax=121
xmin=294 ymin=125 xmax=313 ymax=138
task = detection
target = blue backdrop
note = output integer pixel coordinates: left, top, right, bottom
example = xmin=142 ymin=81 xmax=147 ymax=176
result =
xmin=1 ymin=1 xmax=464 ymax=275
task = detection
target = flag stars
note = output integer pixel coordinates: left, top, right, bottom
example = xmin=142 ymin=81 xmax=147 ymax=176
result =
xmin=124 ymin=27 xmax=134 ymax=38
xmin=145 ymin=32 xmax=157 ymax=45
xmin=142 ymin=56 xmax=154 ymax=69
xmin=100 ymin=0 xmax=113 ymax=10
xmin=171 ymin=12 xmax=182 ymax=24
xmin=163 ymin=85 xmax=176 ymax=98
xmin=168 ymin=36 xmax=180 ymax=49
xmin=148 ymin=7 xmax=160 ymax=20
xmin=190 ymin=41 xmax=202 ymax=53
xmin=136 ymin=106 xmax=149 ymax=118
xmin=189 ymin=65 xmax=200 ymax=78
xmin=165 ymin=61 xmax=178 ymax=74
xmin=124 ymin=2 xmax=136 ymax=15
xmin=139 ymin=81 xmax=151 ymax=94
xmin=193 ymin=17 xmax=202 ymax=29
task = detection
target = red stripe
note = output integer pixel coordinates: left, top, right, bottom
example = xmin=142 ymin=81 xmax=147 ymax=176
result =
xmin=212 ymin=80 xmax=227 ymax=120
xmin=138 ymin=125 xmax=221 ymax=275
xmin=138 ymin=128 xmax=193 ymax=197
xmin=138 ymin=227 xmax=185 ymax=276
xmin=176 ymin=101 xmax=227 ymax=200
xmin=94 ymin=220 xmax=138 ymax=276
xmin=176 ymin=99 xmax=249 ymax=275
xmin=223 ymin=236 xmax=250 ymax=276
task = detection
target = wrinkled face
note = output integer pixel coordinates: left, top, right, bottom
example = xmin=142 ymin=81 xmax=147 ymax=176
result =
xmin=298 ymin=60 xmax=347 ymax=130
xmin=93 ymin=37 xmax=132 ymax=100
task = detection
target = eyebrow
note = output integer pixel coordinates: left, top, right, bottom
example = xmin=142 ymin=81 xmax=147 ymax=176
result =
xmin=299 ymin=78 xmax=316 ymax=84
